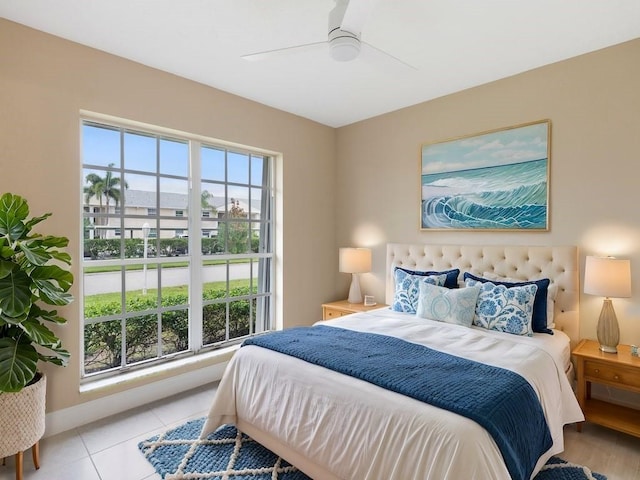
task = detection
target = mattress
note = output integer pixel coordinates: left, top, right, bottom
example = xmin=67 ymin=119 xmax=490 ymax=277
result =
xmin=202 ymin=308 xmax=583 ymax=480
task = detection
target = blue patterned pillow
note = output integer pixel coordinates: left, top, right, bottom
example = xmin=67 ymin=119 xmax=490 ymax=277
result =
xmin=395 ymin=267 xmax=460 ymax=289
xmin=416 ymin=282 xmax=481 ymax=327
xmin=465 ymin=278 xmax=538 ymax=336
xmin=463 ymin=272 xmax=552 ymax=334
xmin=392 ymin=269 xmax=447 ymax=313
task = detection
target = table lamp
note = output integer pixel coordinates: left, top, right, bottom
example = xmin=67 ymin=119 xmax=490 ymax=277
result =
xmin=583 ymin=255 xmax=631 ymax=353
xmin=339 ymin=248 xmax=371 ymax=304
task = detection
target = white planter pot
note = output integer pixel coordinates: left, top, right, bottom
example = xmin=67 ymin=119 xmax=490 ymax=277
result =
xmin=0 ymin=373 xmax=46 ymax=459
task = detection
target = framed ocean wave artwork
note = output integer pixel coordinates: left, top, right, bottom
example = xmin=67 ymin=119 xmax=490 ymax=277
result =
xmin=420 ymin=120 xmax=550 ymax=231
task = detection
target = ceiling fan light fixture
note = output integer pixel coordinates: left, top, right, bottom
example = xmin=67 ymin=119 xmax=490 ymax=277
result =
xmin=329 ymin=30 xmax=361 ymax=62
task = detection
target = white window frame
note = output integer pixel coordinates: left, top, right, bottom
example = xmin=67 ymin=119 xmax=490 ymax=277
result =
xmin=80 ymin=113 xmax=276 ymax=382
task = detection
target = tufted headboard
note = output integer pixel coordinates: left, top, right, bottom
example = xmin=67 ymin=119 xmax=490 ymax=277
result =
xmin=386 ymin=244 xmax=580 ymax=346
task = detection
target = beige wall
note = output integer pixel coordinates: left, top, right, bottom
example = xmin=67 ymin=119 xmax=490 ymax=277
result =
xmin=335 ymin=38 xmax=640 ymax=346
xmin=0 ymin=19 xmax=336 ymax=413
xmin=3 ymin=16 xmax=640 ymax=418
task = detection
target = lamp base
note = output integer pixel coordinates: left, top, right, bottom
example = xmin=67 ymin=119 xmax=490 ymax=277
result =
xmin=599 ymin=344 xmax=618 ymax=354
xmin=347 ymin=273 xmax=363 ymax=304
xmin=596 ymin=298 xmax=620 ymax=354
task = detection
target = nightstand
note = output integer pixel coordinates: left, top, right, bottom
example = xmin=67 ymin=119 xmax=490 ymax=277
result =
xmin=321 ymin=300 xmax=388 ymax=320
xmin=572 ymin=339 xmax=640 ymax=438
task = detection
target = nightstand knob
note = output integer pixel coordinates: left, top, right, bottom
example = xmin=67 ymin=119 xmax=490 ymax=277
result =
xmin=614 ymin=375 xmax=620 ymax=381
xmin=594 ymin=369 xmax=600 ymax=373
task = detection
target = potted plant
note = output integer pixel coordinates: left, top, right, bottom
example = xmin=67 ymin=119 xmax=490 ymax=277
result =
xmin=0 ymin=192 xmax=73 ymax=475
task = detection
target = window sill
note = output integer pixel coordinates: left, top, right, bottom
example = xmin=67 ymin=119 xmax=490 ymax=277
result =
xmin=79 ymin=344 xmax=239 ymax=395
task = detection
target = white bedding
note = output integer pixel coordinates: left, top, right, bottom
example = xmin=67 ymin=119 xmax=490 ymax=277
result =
xmin=202 ymin=309 xmax=584 ymax=480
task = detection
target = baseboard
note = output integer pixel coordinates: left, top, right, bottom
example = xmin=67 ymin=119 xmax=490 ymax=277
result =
xmin=44 ymin=360 xmax=228 ymax=438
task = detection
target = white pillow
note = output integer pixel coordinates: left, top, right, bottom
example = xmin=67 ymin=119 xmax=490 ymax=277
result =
xmin=416 ymin=282 xmax=480 ymax=327
xmin=465 ymin=278 xmax=538 ymax=336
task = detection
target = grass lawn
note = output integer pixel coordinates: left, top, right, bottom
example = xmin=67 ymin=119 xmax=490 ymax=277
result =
xmin=84 ymin=278 xmax=251 ymax=308
xmin=84 ymin=258 xmax=249 ymax=274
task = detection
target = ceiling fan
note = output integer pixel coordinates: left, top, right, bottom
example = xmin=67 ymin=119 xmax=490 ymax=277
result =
xmin=242 ymin=0 xmax=414 ymax=69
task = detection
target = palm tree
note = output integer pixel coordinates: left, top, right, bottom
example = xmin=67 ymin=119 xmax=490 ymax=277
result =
xmin=201 ymin=189 xmax=218 ymax=216
xmin=84 ymin=173 xmax=105 ymax=209
xmin=102 ymin=165 xmax=125 ymax=211
xmin=84 ymin=163 xmax=126 ymax=238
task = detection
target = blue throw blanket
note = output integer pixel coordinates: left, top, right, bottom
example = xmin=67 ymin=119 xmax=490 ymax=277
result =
xmin=243 ymin=325 xmax=552 ymax=480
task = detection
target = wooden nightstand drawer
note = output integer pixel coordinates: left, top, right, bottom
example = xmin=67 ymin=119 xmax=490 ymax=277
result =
xmin=323 ymin=307 xmax=350 ymax=319
xmin=321 ymin=300 xmax=388 ymax=320
xmin=585 ymin=361 xmax=640 ymax=389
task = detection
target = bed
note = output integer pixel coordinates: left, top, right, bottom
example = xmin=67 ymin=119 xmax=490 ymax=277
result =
xmin=202 ymin=244 xmax=584 ymax=480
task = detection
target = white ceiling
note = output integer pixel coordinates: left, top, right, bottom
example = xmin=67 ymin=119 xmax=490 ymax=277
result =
xmin=2 ymin=0 xmax=640 ymax=127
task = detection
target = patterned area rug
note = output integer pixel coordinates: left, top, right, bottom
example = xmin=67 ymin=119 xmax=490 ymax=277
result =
xmin=138 ymin=417 xmax=606 ymax=480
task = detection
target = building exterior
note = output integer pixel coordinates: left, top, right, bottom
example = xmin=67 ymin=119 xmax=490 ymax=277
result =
xmin=83 ymin=189 xmax=260 ymax=240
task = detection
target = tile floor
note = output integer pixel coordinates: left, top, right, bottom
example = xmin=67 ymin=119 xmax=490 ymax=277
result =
xmin=2 ymin=381 xmax=638 ymax=480
xmin=0 ymin=382 xmax=218 ymax=480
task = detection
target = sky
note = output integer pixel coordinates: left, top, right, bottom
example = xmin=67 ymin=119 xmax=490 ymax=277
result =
xmin=82 ymin=122 xmax=265 ymax=198
xmin=421 ymin=121 xmax=549 ymax=175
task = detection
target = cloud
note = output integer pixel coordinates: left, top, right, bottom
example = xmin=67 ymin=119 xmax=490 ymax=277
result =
xmin=477 ymin=139 xmax=504 ymax=150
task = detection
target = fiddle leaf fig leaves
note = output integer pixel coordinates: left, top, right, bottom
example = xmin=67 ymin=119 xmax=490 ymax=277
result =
xmin=0 ymin=192 xmax=73 ymax=393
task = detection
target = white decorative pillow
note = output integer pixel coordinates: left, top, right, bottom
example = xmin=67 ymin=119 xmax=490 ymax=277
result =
xmin=546 ymin=284 xmax=558 ymax=329
xmin=416 ymin=282 xmax=481 ymax=327
xmin=392 ymin=269 xmax=447 ymax=314
xmin=465 ymin=278 xmax=538 ymax=336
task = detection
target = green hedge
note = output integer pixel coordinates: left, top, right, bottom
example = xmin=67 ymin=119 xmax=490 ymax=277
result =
xmin=83 ymin=238 xmax=223 ymax=259
xmin=83 ymin=236 xmax=260 ymax=259
xmin=84 ymin=286 xmax=254 ymax=374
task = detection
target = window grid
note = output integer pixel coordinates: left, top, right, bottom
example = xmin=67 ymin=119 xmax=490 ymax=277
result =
xmin=81 ymin=118 xmax=274 ymax=381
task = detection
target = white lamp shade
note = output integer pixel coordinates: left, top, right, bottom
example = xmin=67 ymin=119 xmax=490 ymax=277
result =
xmin=584 ymin=256 xmax=631 ymax=298
xmin=339 ymin=248 xmax=371 ymax=274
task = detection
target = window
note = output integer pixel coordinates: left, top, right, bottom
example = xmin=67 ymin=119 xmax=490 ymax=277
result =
xmin=81 ymin=118 xmax=274 ymax=380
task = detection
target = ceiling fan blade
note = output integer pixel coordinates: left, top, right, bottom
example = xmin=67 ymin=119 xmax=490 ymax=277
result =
xmin=340 ymin=0 xmax=380 ymax=34
xmin=360 ymin=41 xmax=418 ymax=72
xmin=242 ymin=41 xmax=327 ymax=62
